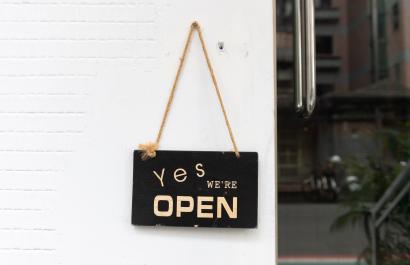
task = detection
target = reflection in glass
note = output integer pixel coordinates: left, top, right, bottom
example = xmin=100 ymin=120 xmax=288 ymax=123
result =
xmin=277 ymin=0 xmax=410 ymax=264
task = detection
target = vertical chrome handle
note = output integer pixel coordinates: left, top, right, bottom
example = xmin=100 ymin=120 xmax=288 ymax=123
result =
xmin=305 ymin=0 xmax=316 ymax=115
xmin=294 ymin=0 xmax=304 ymax=113
xmin=293 ymin=0 xmax=316 ymax=117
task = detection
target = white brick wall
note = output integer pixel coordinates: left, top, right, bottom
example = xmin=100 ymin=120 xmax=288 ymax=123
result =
xmin=0 ymin=1 xmax=275 ymax=264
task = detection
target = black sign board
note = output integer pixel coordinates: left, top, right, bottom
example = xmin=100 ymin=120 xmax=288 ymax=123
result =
xmin=132 ymin=150 xmax=258 ymax=228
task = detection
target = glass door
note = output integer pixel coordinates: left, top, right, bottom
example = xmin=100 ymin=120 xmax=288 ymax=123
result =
xmin=277 ymin=0 xmax=410 ymax=264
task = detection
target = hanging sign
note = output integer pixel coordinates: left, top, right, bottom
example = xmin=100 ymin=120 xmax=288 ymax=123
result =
xmin=132 ymin=22 xmax=258 ymax=228
xmin=132 ymin=150 xmax=258 ymax=228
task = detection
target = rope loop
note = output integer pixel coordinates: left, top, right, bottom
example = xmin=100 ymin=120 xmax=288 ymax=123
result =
xmin=140 ymin=21 xmax=240 ymax=160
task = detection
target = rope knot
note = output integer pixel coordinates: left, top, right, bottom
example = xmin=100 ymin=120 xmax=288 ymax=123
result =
xmin=191 ymin=21 xmax=199 ymax=29
xmin=138 ymin=142 xmax=159 ymax=160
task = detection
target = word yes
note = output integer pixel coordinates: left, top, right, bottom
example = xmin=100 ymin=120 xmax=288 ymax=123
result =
xmin=152 ymin=163 xmax=205 ymax=187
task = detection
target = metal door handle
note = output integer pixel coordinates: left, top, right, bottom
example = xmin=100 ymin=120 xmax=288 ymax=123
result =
xmin=294 ymin=0 xmax=316 ymax=117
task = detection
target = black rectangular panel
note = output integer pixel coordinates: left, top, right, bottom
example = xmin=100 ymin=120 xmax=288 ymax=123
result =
xmin=132 ymin=150 xmax=258 ymax=228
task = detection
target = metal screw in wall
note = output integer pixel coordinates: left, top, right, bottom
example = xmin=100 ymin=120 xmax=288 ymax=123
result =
xmin=218 ymin=41 xmax=225 ymax=52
